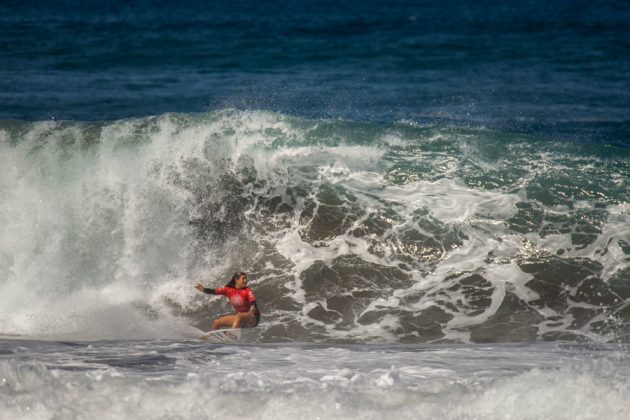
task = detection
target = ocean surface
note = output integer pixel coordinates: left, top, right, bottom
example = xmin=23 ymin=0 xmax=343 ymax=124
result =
xmin=1 ymin=0 xmax=630 ymax=418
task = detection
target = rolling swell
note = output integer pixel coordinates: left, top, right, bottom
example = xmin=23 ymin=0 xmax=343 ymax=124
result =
xmin=0 ymin=110 xmax=629 ymax=343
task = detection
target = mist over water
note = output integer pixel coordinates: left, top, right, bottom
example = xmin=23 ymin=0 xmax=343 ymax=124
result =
xmin=1 ymin=110 xmax=628 ymax=344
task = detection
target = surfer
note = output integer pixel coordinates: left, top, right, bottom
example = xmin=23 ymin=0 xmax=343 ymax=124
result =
xmin=195 ymin=272 xmax=261 ymax=330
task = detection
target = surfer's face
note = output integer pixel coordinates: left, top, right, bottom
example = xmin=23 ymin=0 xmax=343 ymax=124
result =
xmin=235 ymin=275 xmax=247 ymax=289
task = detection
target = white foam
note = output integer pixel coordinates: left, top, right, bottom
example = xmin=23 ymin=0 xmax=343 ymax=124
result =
xmin=1 ymin=342 xmax=629 ymax=420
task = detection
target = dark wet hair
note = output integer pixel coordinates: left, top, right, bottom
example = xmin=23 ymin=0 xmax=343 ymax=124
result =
xmin=226 ymin=272 xmax=247 ymax=288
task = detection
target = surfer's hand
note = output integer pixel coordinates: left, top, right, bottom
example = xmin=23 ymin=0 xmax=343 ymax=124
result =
xmin=195 ymin=283 xmax=205 ymax=292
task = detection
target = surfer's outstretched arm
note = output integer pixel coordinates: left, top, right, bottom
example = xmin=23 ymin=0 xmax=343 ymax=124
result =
xmin=195 ymin=283 xmax=216 ymax=294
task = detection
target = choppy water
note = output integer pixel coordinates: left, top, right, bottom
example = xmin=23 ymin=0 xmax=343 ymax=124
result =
xmin=2 ymin=1 xmax=629 ymax=145
xmin=1 ymin=0 xmax=630 ymax=418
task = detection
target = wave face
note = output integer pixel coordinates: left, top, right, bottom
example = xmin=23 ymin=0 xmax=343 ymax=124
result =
xmin=1 ymin=110 xmax=629 ymax=343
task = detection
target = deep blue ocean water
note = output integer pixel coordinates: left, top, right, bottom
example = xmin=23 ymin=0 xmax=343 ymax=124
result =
xmin=2 ymin=2 xmax=630 ymax=418
xmin=2 ymin=0 xmax=629 ymax=144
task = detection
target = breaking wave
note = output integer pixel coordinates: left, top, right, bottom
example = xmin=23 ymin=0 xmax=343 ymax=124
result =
xmin=1 ymin=109 xmax=629 ymax=343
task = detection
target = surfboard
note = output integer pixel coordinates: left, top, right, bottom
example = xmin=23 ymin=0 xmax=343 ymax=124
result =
xmin=200 ymin=328 xmax=242 ymax=344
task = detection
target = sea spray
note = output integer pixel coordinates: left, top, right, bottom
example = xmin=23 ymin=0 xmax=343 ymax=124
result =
xmin=1 ymin=110 xmax=629 ymax=343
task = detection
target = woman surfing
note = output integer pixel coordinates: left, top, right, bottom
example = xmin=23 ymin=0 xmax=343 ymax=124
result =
xmin=195 ymin=272 xmax=261 ymax=330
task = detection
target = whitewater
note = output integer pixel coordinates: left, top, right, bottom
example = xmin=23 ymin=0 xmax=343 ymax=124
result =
xmin=1 ymin=110 xmax=628 ymax=342
xmin=2 ymin=340 xmax=629 ymax=420
xmin=1 ymin=110 xmax=629 ymax=418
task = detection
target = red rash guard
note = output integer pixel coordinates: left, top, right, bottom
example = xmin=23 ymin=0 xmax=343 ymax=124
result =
xmin=209 ymin=286 xmax=258 ymax=314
